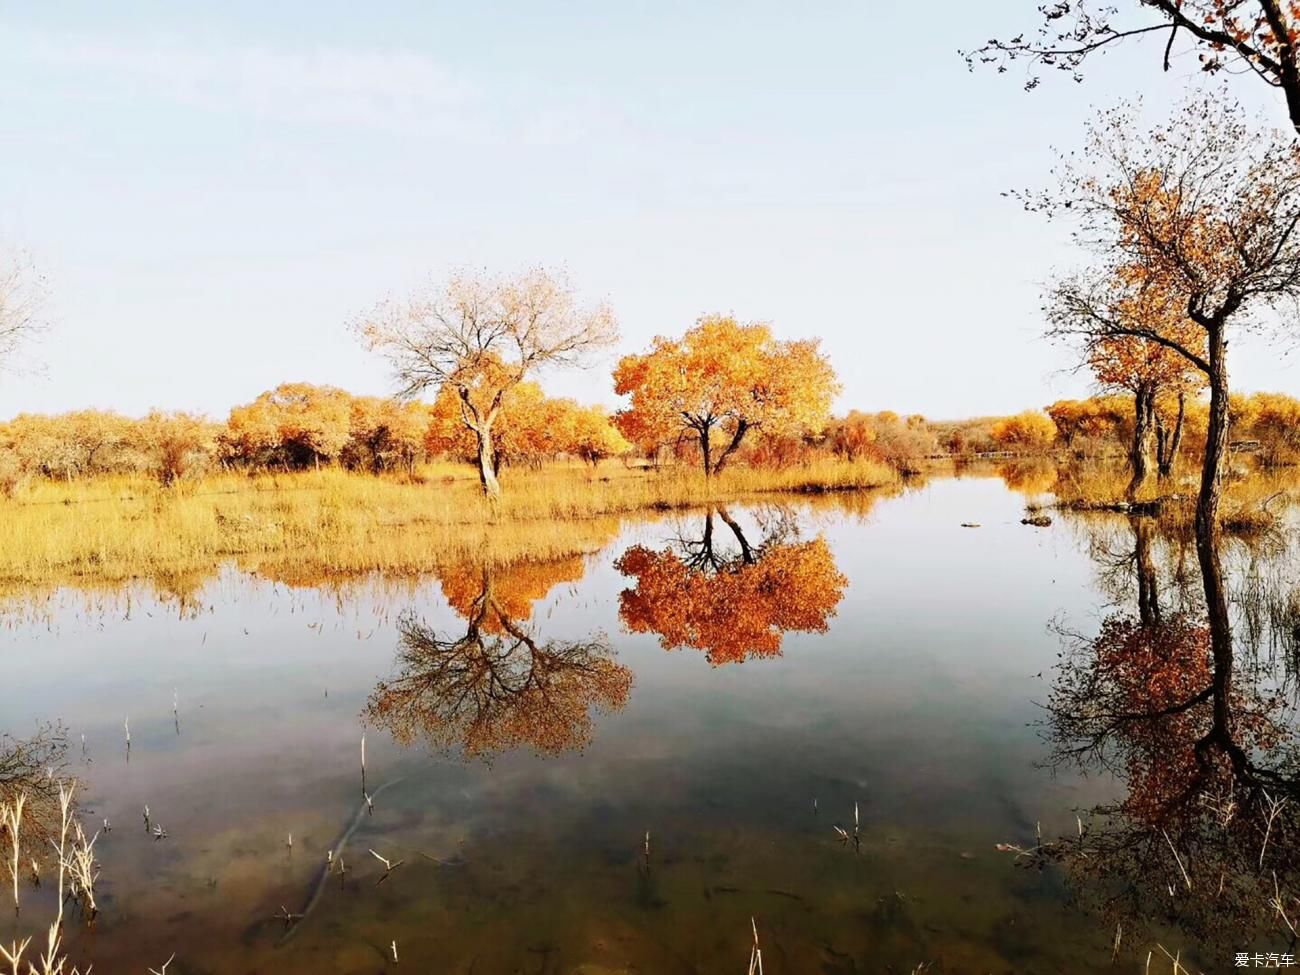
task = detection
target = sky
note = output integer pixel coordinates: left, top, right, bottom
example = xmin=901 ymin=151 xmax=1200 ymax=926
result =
xmin=1 ymin=1 xmax=1297 ymax=421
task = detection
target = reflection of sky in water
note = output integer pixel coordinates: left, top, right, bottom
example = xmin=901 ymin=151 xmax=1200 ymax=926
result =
xmin=1 ymin=475 xmax=1267 ymax=971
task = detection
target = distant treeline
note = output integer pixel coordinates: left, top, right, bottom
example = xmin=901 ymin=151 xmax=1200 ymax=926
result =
xmin=2 ymin=385 xmax=1297 ymax=495
xmin=0 ymin=381 xmax=629 ymax=493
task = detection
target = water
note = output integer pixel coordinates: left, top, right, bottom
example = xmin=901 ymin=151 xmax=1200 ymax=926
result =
xmin=1 ymin=474 xmax=1295 ymax=972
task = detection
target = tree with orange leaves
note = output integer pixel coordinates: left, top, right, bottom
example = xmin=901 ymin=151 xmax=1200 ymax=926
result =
xmin=1046 ymin=397 xmax=1131 ymax=453
xmin=223 ymin=382 xmax=352 ymax=470
xmin=366 ymin=557 xmax=631 ymax=759
xmin=425 ymin=378 xmax=629 ymax=472
xmin=1040 ymin=95 xmax=1300 ymax=681
xmin=1081 ymin=273 xmax=1206 ymax=496
xmin=612 ymin=315 xmax=838 ymax=476
xmin=133 ymin=410 xmax=219 ymax=485
xmin=352 ymin=269 xmax=618 ymax=498
xmin=615 ymin=508 xmax=846 ymax=665
xmin=1026 ymin=519 xmax=1300 ymax=953
xmin=968 ymin=1 xmax=1300 ymax=136
xmin=1232 ymin=391 xmax=1300 ymax=465
xmin=989 ymin=410 xmax=1058 ymax=451
xmin=343 ymin=395 xmax=430 ymax=474
xmin=562 ymin=402 xmax=632 ymax=466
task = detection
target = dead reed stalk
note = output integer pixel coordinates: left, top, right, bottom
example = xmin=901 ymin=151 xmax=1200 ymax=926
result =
xmin=1 ymin=793 xmax=25 ymax=911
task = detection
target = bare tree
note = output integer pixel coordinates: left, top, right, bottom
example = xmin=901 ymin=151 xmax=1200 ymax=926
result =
xmin=0 ymin=251 xmax=47 ymax=371
xmin=965 ymin=1 xmax=1300 ymax=136
xmin=352 ymin=268 xmax=617 ymax=498
xmin=1038 ymin=95 xmax=1300 ymax=667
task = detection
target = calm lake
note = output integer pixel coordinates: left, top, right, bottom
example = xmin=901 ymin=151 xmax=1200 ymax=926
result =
xmin=3 ymin=472 xmax=1297 ymax=972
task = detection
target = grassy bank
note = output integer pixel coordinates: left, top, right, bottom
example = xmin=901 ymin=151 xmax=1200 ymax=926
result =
xmin=0 ymin=458 xmax=897 ymax=594
xmin=1006 ymin=458 xmax=1300 ymax=536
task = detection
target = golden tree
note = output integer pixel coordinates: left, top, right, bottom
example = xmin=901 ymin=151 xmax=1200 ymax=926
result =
xmin=612 ymin=315 xmax=838 ymax=476
xmin=825 ymin=411 xmax=876 ymax=462
xmin=343 ymin=395 xmax=429 ymax=474
xmin=425 ymin=378 xmax=629 ymax=472
xmin=969 ymin=1 xmax=1300 ymax=135
xmin=1232 ymin=391 xmax=1300 ymax=465
xmin=989 ymin=410 xmax=1058 ymax=451
xmin=1046 ymin=397 xmax=1131 ymax=452
xmin=223 ymin=382 xmax=352 ymax=469
xmin=1041 ymin=96 xmax=1300 ymax=676
xmin=425 ymin=377 xmax=555 ymax=471
xmin=67 ymin=410 xmax=135 ymax=475
xmin=615 ymin=508 xmax=847 ymax=665
xmin=564 ymin=402 xmax=631 ymax=466
xmin=0 ymin=414 xmax=80 ymax=480
xmin=353 ymin=268 xmax=618 ymax=498
xmin=366 ymin=558 xmax=632 ymax=758
xmin=133 ymin=410 xmax=218 ymax=485
xmin=1078 ymin=273 xmax=1207 ymax=496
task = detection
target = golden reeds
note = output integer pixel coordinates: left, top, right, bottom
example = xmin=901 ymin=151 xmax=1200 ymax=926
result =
xmin=0 ymin=459 xmax=896 ymax=599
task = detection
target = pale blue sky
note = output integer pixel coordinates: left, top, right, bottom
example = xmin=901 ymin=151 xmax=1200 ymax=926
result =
xmin=1 ymin=2 xmax=1295 ymax=421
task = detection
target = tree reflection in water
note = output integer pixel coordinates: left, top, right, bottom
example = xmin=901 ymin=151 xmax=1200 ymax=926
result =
xmin=366 ymin=559 xmax=631 ymax=759
xmin=1033 ymin=514 xmax=1300 ymax=953
xmin=0 ymin=723 xmax=68 ymax=849
xmin=615 ymin=506 xmax=847 ymax=665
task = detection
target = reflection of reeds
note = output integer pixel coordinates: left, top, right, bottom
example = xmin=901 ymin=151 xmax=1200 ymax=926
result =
xmin=1045 ymin=457 xmax=1300 ymax=539
xmin=1153 ymin=943 xmax=1199 ymax=974
xmin=369 ymin=849 xmax=404 ymax=886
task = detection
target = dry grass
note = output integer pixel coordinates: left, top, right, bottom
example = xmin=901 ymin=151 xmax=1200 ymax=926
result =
xmin=0 ymin=458 xmax=896 ymax=597
xmin=0 ymin=774 xmax=96 ymax=975
xmin=1022 ymin=457 xmax=1300 ymax=537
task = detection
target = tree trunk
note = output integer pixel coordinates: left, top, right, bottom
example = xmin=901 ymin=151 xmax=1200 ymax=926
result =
xmin=711 ymin=420 xmax=751 ymax=477
xmin=475 ymin=426 xmax=502 ymax=499
xmin=1126 ymin=387 xmax=1154 ymax=502
xmin=715 ymin=507 xmax=755 ymax=564
xmin=1197 ymin=327 xmax=1230 ymax=544
xmin=1196 ymin=323 xmax=1233 ymax=742
xmin=1157 ymin=391 xmax=1186 ymax=480
xmin=699 ymin=427 xmax=713 ymax=477
xmin=1133 ymin=516 xmax=1161 ymax=627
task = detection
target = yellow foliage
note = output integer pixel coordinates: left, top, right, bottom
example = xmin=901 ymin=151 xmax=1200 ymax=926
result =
xmin=344 ymin=395 xmax=429 ymax=473
xmin=134 ymin=410 xmax=220 ymax=485
xmin=989 ymin=411 xmax=1058 ymax=451
xmin=613 ymin=314 xmax=838 ymax=473
xmin=223 ymin=382 xmax=352 ymax=468
xmin=615 ymin=509 xmax=847 ymax=665
xmin=426 ymin=378 xmax=629 ymax=469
